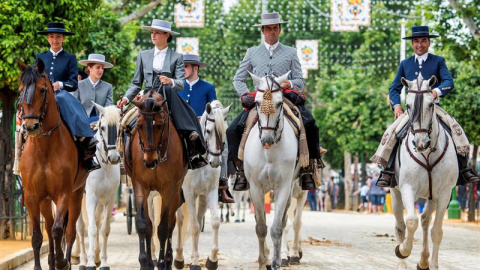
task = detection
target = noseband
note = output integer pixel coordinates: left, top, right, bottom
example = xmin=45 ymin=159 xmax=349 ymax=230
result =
xmin=407 ymin=78 xmax=433 ymax=136
xmin=256 ymin=75 xmax=284 ymax=144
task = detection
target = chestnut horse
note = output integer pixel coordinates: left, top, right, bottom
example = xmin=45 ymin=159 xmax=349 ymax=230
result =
xmin=125 ymin=88 xmax=188 ymax=270
xmin=18 ymin=59 xmax=88 ymax=270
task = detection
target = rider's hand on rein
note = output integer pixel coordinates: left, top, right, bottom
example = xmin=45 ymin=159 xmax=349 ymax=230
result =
xmin=394 ymin=105 xmax=404 ymax=120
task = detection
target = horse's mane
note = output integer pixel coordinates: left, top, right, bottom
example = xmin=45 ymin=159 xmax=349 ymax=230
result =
xmin=18 ymin=66 xmax=42 ymax=104
xmin=411 ymin=78 xmax=425 ymax=123
xmin=101 ymin=106 xmax=120 ymax=126
xmin=201 ymin=100 xmax=227 ymax=141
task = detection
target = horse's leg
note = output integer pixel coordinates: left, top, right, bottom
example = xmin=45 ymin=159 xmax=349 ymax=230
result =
xmin=173 ymin=207 xmax=185 ymax=269
xmin=64 ymin=188 xmax=85 ymax=269
xmin=225 ymin=203 xmax=230 ymax=222
xmin=430 ymin=191 xmax=451 ymax=270
xmin=291 ymin=191 xmax=307 ymax=265
xmin=157 ymin=202 xmax=171 ymax=270
xmin=99 ymin=200 xmax=114 ymax=269
xmin=397 ymin=186 xmax=418 ymax=260
xmin=26 ymin=196 xmax=43 ymax=270
xmin=219 ymin=202 xmax=224 ymax=222
xmin=271 ymin=184 xmax=292 ymax=270
xmin=94 ymin=203 xmax=103 ymax=266
xmin=206 ymin=190 xmax=220 ymax=270
xmin=40 ymin=199 xmax=55 ymax=270
xmin=52 ymin=195 xmax=70 ymax=270
xmin=184 ymin=192 xmax=201 ymax=268
xmin=249 ymin=186 xmax=268 ymax=270
xmin=133 ymin=183 xmax=153 ymax=270
xmin=85 ymin=192 xmax=99 ymax=268
xmin=418 ymin=200 xmax=436 ymax=270
xmin=391 ymin=188 xmax=407 ymax=270
xmin=147 ymin=193 xmax=160 ymax=264
xmin=165 ymin=198 xmax=180 ymax=270
xmin=74 ymin=206 xmax=87 ymax=268
xmin=281 ymin=198 xmax=293 ymax=267
xmin=242 ymin=193 xmax=247 ymax=222
xmin=143 ymin=192 xmax=155 ymax=269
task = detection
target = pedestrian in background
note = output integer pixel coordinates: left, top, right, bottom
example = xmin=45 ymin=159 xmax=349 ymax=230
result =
xmin=307 ymin=189 xmax=317 ymax=211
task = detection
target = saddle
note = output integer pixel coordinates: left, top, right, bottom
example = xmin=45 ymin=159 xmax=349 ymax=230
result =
xmin=237 ymin=98 xmax=309 ymax=168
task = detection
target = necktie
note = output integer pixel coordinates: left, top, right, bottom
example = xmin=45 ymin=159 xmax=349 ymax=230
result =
xmin=418 ymin=57 xmax=423 ymax=65
xmin=269 ymin=45 xmax=274 ymax=56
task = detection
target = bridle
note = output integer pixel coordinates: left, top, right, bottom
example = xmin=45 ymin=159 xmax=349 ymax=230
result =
xmin=256 ymin=74 xmax=284 ymax=144
xmin=96 ymin=114 xmax=118 ymax=165
xmin=18 ymin=73 xmax=60 ymax=136
xmin=203 ymin=113 xmax=226 ymax=157
xmin=407 ymin=77 xmax=433 ymax=136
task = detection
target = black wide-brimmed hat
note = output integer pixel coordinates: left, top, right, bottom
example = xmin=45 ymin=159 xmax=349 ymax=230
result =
xmin=37 ymin=22 xmax=74 ymax=36
xmin=403 ymin=26 xmax=438 ymax=40
xmin=183 ymin=54 xmax=207 ymax=68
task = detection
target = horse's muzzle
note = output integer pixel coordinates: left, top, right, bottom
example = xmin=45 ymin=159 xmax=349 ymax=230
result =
xmin=23 ymin=121 xmax=41 ymax=136
xmin=144 ymin=159 xmax=158 ymax=169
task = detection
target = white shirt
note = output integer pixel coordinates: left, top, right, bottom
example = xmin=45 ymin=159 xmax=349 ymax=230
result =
xmin=50 ymin=48 xmax=64 ymax=89
xmin=264 ymin=41 xmax=279 ymax=56
xmin=415 ymin=52 xmax=441 ymax=101
xmin=88 ymin=77 xmax=99 ymax=88
xmin=153 ymin=46 xmax=168 ymax=71
xmin=186 ymin=78 xmax=200 ymax=89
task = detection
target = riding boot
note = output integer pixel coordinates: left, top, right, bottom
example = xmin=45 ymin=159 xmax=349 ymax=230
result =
xmin=233 ymin=160 xmax=249 ymax=191
xmin=185 ymin=131 xmax=208 ymax=170
xmin=377 ymin=143 xmax=399 ymax=188
xmin=299 ymin=161 xmax=316 ymax=191
xmin=82 ymin=137 xmax=101 ymax=172
xmin=457 ymin=154 xmax=480 ymax=185
xmin=218 ymin=177 xmax=235 ymax=203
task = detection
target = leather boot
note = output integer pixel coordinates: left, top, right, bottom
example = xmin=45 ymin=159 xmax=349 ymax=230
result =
xmin=186 ymin=131 xmax=207 ymax=170
xmin=319 ymin=146 xmax=328 ymax=155
xmin=299 ymin=166 xmax=316 ymax=190
xmin=457 ymin=154 xmax=480 ymax=185
xmin=377 ymin=143 xmax=398 ymax=188
xmin=233 ymin=160 xmax=249 ymax=191
xmin=82 ymin=137 xmax=100 ymax=172
xmin=218 ymin=177 xmax=235 ymax=203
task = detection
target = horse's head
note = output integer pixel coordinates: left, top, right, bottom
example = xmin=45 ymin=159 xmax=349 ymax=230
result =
xmin=402 ymin=74 xmax=437 ymax=152
xmin=17 ymin=59 xmax=53 ymax=137
xmin=201 ymin=100 xmax=231 ymax=168
xmin=249 ymin=71 xmax=291 ymax=148
xmin=132 ymin=89 xmax=168 ymax=169
xmin=93 ymin=103 xmax=121 ymax=165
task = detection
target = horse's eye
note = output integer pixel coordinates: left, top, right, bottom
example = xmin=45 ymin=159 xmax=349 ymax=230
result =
xmin=406 ymin=105 xmax=410 ymax=110
xmin=101 ymin=126 xmax=106 ymax=131
xmin=40 ymin=88 xmax=47 ymax=94
xmin=206 ymin=130 xmax=211 ymax=134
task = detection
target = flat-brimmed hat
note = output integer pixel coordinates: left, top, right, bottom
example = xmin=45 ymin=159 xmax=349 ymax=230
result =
xmin=403 ymin=26 xmax=439 ymax=40
xmin=79 ymin=54 xmax=114 ymax=68
xmin=37 ymin=22 xmax=74 ymax=36
xmin=183 ymin=54 xmax=207 ymax=68
xmin=253 ymin=12 xmax=288 ymax=27
xmin=141 ymin=19 xmax=180 ymax=35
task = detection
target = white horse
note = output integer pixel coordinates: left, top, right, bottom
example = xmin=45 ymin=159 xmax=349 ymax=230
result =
xmin=172 ymin=100 xmax=231 ymax=270
xmin=244 ymin=71 xmax=299 ymax=270
xmin=229 ymin=174 xmax=248 ymax=223
xmin=392 ymin=75 xmax=457 ymax=270
xmin=73 ymin=104 xmax=121 ymax=270
xmin=281 ymin=180 xmax=308 ymax=266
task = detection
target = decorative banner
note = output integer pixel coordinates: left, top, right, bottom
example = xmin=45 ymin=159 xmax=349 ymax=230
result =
xmin=174 ymin=0 xmax=205 ymax=28
xmin=330 ymin=0 xmax=370 ymax=32
xmin=296 ymin=40 xmax=319 ymax=72
xmin=176 ymin=37 xmax=199 ymax=55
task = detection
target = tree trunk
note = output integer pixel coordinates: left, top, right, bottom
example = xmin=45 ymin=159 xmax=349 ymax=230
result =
xmin=448 ymin=0 xmax=480 ymax=40
xmin=468 ymin=145 xmax=478 ymax=221
xmin=344 ymin=151 xmax=352 ymax=211
xmin=353 ymin=153 xmax=359 ymax=210
xmin=0 ymin=86 xmax=17 ymax=239
xmin=119 ymin=0 xmax=164 ymax=25
xmin=361 ymin=153 xmax=367 ymax=185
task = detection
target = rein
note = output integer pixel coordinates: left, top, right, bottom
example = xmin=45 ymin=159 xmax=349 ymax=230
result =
xmin=256 ymin=75 xmax=284 ymax=144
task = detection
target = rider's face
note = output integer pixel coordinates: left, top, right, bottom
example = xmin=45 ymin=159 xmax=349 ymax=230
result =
xmin=184 ymin=64 xmax=198 ymax=80
xmin=411 ymin=37 xmax=430 ymax=56
xmin=262 ymin=24 xmax=281 ymax=46
xmin=151 ymin=30 xmax=169 ymax=47
xmin=47 ymin=33 xmax=65 ymax=52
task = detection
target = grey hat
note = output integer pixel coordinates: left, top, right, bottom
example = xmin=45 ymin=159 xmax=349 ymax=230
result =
xmin=183 ymin=54 xmax=207 ymax=68
xmin=253 ymin=12 xmax=288 ymax=27
xmin=141 ymin=19 xmax=180 ymax=35
xmin=78 ymin=54 xmax=114 ymax=68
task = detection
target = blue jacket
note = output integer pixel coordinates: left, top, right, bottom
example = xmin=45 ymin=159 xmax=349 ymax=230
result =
xmin=36 ymin=50 xmax=78 ymax=92
xmin=389 ymin=54 xmax=454 ymax=109
xmin=178 ymin=79 xmax=217 ymax=117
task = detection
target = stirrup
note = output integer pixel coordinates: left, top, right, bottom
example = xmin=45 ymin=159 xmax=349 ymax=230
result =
xmin=233 ymin=172 xmax=249 ymax=191
xmin=377 ymin=170 xmax=395 ymax=188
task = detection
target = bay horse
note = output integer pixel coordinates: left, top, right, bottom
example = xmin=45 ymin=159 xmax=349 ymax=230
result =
xmin=18 ymin=59 xmax=88 ymax=270
xmin=125 ymin=88 xmax=188 ymax=270
xmin=392 ymin=74 xmax=457 ymax=270
xmin=173 ymin=100 xmax=231 ymax=270
xmin=244 ymin=71 xmax=299 ymax=270
xmin=73 ymin=104 xmax=121 ymax=270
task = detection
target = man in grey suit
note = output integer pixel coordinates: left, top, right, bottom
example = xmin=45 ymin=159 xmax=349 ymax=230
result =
xmin=117 ymin=19 xmax=207 ymax=169
xmin=227 ymin=12 xmax=324 ymax=191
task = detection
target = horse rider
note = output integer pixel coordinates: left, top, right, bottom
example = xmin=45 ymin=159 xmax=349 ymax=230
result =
xmin=226 ymin=12 xmax=327 ymax=191
xmin=177 ymin=54 xmax=235 ymax=203
xmin=372 ymin=26 xmax=479 ymax=187
xmin=36 ymin=22 xmax=100 ymax=172
xmin=73 ymin=53 xmax=114 ymax=124
xmin=116 ymin=19 xmax=208 ymax=169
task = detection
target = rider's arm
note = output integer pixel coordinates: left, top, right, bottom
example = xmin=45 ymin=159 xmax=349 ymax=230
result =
xmin=434 ymin=56 xmax=454 ymax=98
xmin=62 ymin=53 xmax=78 ymax=92
xmin=124 ymin=52 xmax=145 ymax=102
xmin=233 ymin=48 xmax=254 ymax=97
xmin=171 ymin=55 xmax=185 ymax=91
xmin=289 ymin=48 xmax=305 ymax=91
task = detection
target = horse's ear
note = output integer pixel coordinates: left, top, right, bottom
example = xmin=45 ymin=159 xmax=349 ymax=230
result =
xmin=248 ymin=71 xmax=262 ymax=88
xmin=17 ymin=60 xmax=26 ymax=72
xmin=275 ymin=71 xmax=291 ymax=85
xmin=92 ymin=101 xmax=105 ymax=115
xmin=206 ymin=102 xmax=212 ymax=114
xmin=36 ymin=58 xmax=45 ymax=73
xmin=428 ymin=75 xmax=437 ymax=87
xmin=401 ymin=77 xmax=409 ymax=87
xmin=224 ymin=104 xmax=232 ymax=114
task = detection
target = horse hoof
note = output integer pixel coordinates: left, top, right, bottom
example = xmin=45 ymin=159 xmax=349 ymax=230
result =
xmin=152 ymin=259 xmax=157 ymax=265
xmin=266 ymin=265 xmax=272 ymax=270
xmin=71 ymin=256 xmax=80 ymax=265
xmin=100 ymin=267 xmax=111 ymax=270
xmin=235 ymin=219 xmax=240 ymax=223
xmin=417 ymin=264 xmax=430 ymax=270
xmin=86 ymin=267 xmax=96 ymax=270
xmin=242 ymin=219 xmax=245 ymax=222
xmin=395 ymin=245 xmax=409 ymax=259
xmin=56 ymin=261 xmax=70 ymax=270
xmin=299 ymin=251 xmax=303 ymax=260
xmin=190 ymin=265 xmax=202 ymax=270
xmin=281 ymin=258 xmax=289 ymax=267
xmin=206 ymin=257 xmax=218 ymax=270
xmin=78 ymin=266 xmax=86 ymax=270
xmin=95 ymin=261 xmax=101 ymax=267
xmin=174 ymin=260 xmax=184 ymax=269
xmin=290 ymin=256 xmax=301 ymax=265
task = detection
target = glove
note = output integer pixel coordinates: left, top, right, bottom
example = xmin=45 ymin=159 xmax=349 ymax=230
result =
xmin=241 ymin=92 xmax=255 ymax=109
